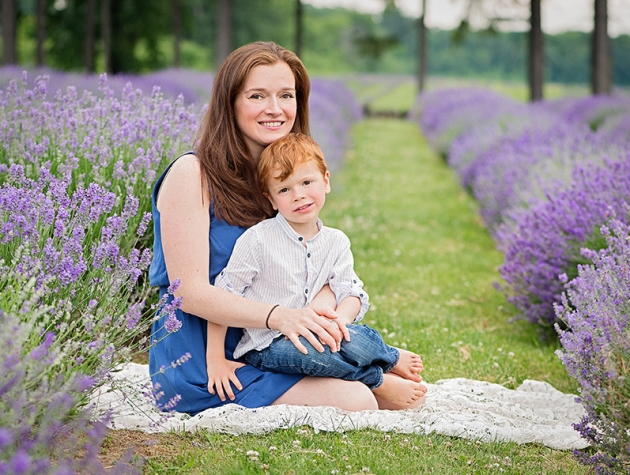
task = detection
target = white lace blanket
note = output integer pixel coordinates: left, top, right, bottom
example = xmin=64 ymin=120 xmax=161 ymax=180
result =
xmin=90 ymin=363 xmax=588 ymax=450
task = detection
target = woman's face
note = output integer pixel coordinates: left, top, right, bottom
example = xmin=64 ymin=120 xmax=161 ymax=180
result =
xmin=234 ymin=61 xmax=297 ymax=159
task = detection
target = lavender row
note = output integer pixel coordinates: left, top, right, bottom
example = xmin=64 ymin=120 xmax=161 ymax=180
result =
xmin=411 ymin=87 xmax=630 ymax=327
xmin=412 ymin=88 xmax=630 ymax=470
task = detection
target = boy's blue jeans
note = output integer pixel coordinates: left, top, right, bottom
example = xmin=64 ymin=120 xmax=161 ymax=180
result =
xmin=243 ymin=324 xmax=399 ymax=389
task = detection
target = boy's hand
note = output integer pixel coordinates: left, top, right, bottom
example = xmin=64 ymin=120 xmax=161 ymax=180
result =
xmin=308 ymin=303 xmax=338 ymax=321
xmin=312 ymin=300 xmax=355 ymax=344
xmin=207 ymin=358 xmax=245 ymax=402
xmin=329 ymin=318 xmax=351 ymax=343
xmin=309 ymin=302 xmax=350 ymax=351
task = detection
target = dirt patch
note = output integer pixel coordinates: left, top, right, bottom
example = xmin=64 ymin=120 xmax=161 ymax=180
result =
xmin=99 ymin=430 xmax=192 ymax=468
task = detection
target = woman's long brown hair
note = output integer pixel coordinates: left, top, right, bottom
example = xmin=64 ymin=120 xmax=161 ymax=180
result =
xmin=195 ymin=41 xmax=311 ymax=227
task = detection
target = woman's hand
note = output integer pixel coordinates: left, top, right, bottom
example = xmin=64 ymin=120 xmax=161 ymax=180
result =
xmin=207 ymin=358 xmax=245 ymax=402
xmin=268 ymin=306 xmax=343 ymax=354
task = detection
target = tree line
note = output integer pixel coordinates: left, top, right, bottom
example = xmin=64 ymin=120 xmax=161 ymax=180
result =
xmin=0 ymin=0 xmax=626 ymax=99
xmin=446 ymin=0 xmax=615 ymax=100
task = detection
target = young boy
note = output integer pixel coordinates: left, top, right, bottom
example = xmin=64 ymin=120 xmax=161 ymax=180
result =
xmin=207 ymin=133 xmax=426 ymax=407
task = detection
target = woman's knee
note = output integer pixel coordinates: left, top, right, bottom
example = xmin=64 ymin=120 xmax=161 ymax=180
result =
xmin=342 ymin=380 xmax=379 ymax=411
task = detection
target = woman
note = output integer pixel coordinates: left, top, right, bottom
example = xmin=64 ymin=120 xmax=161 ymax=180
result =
xmin=148 ymin=41 xmax=424 ymax=414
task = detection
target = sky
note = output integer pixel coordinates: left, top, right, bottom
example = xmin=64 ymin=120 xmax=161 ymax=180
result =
xmin=302 ymin=0 xmax=630 ymax=37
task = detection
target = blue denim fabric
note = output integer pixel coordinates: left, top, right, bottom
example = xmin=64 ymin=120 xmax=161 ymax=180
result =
xmin=243 ymin=324 xmax=399 ymax=389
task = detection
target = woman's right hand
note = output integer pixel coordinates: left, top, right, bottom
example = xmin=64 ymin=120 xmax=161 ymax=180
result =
xmin=268 ymin=306 xmax=343 ymax=354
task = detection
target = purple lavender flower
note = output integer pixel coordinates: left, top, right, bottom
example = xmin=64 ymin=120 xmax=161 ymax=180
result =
xmin=555 ymin=213 xmax=630 ymax=473
xmin=167 ymin=278 xmax=180 ymax=295
xmin=0 ymin=310 xmax=141 ymax=474
xmin=163 ymin=306 xmax=183 ymax=334
xmin=28 ymin=332 xmax=55 ymax=361
xmin=125 ymin=303 xmax=144 ymax=330
xmin=0 ymin=429 xmax=12 ymax=449
xmin=497 ymin=156 xmax=630 ymax=326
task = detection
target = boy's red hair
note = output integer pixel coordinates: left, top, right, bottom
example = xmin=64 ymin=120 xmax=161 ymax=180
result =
xmin=258 ymin=133 xmax=328 ymax=193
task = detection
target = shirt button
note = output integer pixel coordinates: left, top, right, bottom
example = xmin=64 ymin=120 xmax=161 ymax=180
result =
xmin=307 ymin=253 xmax=311 ymax=258
xmin=353 ymin=279 xmax=357 ymax=284
xmin=305 ymin=289 xmax=309 ymax=294
xmin=360 ymin=293 xmax=364 ymax=297
xmin=298 ymin=237 xmax=303 ymax=241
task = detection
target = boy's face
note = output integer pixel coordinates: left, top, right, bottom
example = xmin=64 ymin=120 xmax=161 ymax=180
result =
xmin=265 ymin=159 xmax=330 ymax=235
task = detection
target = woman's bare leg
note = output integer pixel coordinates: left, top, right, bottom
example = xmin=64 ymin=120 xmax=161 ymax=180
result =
xmin=272 ymin=376 xmax=378 ymax=411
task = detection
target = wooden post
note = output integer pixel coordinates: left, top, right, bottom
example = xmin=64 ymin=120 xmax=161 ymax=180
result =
xmin=216 ymin=0 xmax=232 ymax=69
xmin=528 ymin=0 xmax=543 ymax=102
xmin=1 ymin=0 xmax=17 ymax=64
xmin=36 ymin=0 xmax=46 ymax=66
xmin=591 ymin=0 xmax=611 ymax=95
xmin=417 ymin=0 xmax=427 ymax=93
xmin=295 ymin=0 xmax=303 ymax=57
xmin=102 ymin=0 xmax=112 ymax=74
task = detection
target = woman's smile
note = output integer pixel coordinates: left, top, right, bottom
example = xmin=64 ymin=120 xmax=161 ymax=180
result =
xmin=234 ymin=61 xmax=297 ymax=159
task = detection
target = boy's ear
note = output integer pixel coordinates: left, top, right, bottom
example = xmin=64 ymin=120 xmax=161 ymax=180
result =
xmin=263 ymin=192 xmax=278 ymax=210
xmin=324 ymin=170 xmax=331 ymax=193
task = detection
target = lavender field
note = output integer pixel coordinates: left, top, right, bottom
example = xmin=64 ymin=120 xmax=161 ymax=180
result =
xmin=0 ymin=67 xmax=362 ymax=473
xmin=3 ymin=63 xmax=629 ymax=472
xmin=411 ymin=87 xmax=630 ymax=473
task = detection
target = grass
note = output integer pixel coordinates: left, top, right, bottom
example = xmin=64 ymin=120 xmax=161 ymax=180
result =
xmin=100 ymin=116 xmax=590 ymax=474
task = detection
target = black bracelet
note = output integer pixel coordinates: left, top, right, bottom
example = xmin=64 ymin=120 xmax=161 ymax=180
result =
xmin=265 ymin=304 xmax=280 ymax=330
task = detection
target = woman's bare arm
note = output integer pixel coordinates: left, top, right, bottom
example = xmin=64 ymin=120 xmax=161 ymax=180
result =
xmin=157 ymin=155 xmax=342 ymax=352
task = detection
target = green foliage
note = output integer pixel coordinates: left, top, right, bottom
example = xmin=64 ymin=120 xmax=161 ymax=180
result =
xmin=545 ymin=31 xmax=590 ymax=84
xmin=300 ymin=6 xmax=368 ymax=73
xmin=613 ymin=35 xmax=630 ymax=84
xmin=232 ymin=0 xmax=293 ymax=51
xmin=155 ymin=37 xmax=213 ymax=71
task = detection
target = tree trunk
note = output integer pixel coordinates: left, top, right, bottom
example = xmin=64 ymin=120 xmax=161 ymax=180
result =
xmin=591 ymin=0 xmax=611 ymax=95
xmin=36 ymin=0 xmax=46 ymax=66
xmin=102 ymin=0 xmax=112 ymax=74
xmin=1 ymin=0 xmax=17 ymax=64
xmin=216 ymin=0 xmax=232 ymax=69
xmin=84 ymin=0 xmax=97 ymax=73
xmin=528 ymin=0 xmax=543 ymax=102
xmin=417 ymin=0 xmax=427 ymax=93
xmin=172 ymin=0 xmax=182 ymax=67
xmin=295 ymin=0 xmax=303 ymax=57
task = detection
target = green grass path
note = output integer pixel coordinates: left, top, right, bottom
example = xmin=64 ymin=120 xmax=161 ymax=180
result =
xmin=323 ymin=118 xmax=576 ymax=392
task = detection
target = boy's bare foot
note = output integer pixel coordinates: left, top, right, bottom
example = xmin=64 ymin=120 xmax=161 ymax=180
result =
xmin=372 ymin=373 xmax=427 ymax=408
xmin=390 ymin=349 xmax=423 ymax=382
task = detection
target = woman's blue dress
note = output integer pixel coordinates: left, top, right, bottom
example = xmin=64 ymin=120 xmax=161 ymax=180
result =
xmin=148 ymin=155 xmax=303 ymax=415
